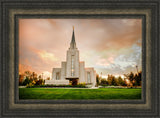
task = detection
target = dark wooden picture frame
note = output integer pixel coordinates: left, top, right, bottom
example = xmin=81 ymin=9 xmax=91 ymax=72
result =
xmin=0 ymin=0 xmax=159 ymax=117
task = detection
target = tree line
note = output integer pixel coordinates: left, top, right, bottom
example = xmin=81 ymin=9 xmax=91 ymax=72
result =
xmin=96 ymin=71 xmax=142 ymax=87
xmin=19 ymin=70 xmax=141 ymax=87
xmin=19 ymin=71 xmax=50 ymax=86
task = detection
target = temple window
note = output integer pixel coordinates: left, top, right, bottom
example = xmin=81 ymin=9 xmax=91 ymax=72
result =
xmin=87 ymin=72 xmax=91 ymax=83
xmin=56 ymin=72 xmax=60 ymax=80
xmin=71 ymin=55 xmax=75 ymax=76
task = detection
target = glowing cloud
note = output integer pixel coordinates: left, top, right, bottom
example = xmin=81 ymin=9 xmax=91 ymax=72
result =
xmin=38 ymin=50 xmax=58 ymax=62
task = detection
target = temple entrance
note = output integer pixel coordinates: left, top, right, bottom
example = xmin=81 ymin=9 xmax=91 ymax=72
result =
xmin=70 ymin=79 xmax=78 ymax=86
xmin=66 ymin=78 xmax=78 ymax=86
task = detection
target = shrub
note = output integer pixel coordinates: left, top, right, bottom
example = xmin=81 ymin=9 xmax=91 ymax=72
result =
xmin=78 ymin=82 xmax=86 ymax=86
xmin=26 ymin=83 xmax=34 ymax=88
xmin=26 ymin=84 xmax=87 ymax=88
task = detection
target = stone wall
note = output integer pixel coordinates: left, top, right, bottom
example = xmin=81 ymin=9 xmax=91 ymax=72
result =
xmin=45 ymin=80 xmax=69 ymax=85
xmin=85 ymin=68 xmax=96 ymax=86
xmin=79 ymin=62 xmax=85 ymax=83
xmin=61 ymin=62 xmax=66 ymax=80
xmin=52 ymin=68 xmax=61 ymax=80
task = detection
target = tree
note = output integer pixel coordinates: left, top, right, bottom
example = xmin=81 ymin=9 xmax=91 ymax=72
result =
xmin=35 ymin=79 xmax=44 ymax=85
xmin=117 ymin=76 xmax=125 ymax=86
xmin=138 ymin=71 xmax=142 ymax=86
xmin=19 ymin=71 xmax=40 ymax=86
xmin=22 ymin=77 xmax=31 ymax=86
xmin=100 ymin=79 xmax=108 ymax=85
xmin=96 ymin=74 xmax=101 ymax=85
xmin=38 ymin=75 xmax=42 ymax=80
xmin=24 ymin=71 xmax=32 ymax=78
xmin=111 ymin=77 xmax=118 ymax=86
xmin=19 ymin=74 xmax=24 ymax=85
xmin=107 ymin=74 xmax=117 ymax=86
xmin=134 ymin=71 xmax=142 ymax=86
xmin=123 ymin=78 xmax=128 ymax=86
xmin=31 ymin=72 xmax=38 ymax=81
xmin=107 ymin=74 xmax=112 ymax=85
xmin=124 ymin=71 xmax=142 ymax=87
xmin=124 ymin=72 xmax=134 ymax=86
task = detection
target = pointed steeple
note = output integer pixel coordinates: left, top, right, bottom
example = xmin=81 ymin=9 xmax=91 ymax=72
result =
xmin=70 ymin=26 xmax=76 ymax=49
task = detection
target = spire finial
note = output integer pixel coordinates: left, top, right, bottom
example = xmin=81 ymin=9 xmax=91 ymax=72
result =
xmin=73 ymin=26 xmax=74 ymax=30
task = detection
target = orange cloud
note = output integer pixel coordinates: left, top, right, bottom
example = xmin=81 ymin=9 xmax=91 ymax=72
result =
xmin=96 ymin=59 xmax=110 ymax=67
xmin=38 ymin=50 xmax=58 ymax=62
xmin=19 ymin=63 xmax=33 ymax=74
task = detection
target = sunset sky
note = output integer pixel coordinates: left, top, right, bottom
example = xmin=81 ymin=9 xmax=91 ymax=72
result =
xmin=19 ymin=19 xmax=142 ymax=79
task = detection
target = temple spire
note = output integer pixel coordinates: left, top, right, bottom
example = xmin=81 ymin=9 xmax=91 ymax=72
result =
xmin=70 ymin=26 xmax=76 ymax=49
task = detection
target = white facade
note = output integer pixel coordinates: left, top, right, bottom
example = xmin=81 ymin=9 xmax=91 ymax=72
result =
xmin=45 ymin=28 xmax=96 ymax=86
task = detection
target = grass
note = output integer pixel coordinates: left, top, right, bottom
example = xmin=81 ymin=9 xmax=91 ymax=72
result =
xmin=19 ymin=88 xmax=141 ymax=100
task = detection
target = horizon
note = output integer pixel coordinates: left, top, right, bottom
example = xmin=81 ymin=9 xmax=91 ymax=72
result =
xmin=19 ymin=19 xmax=142 ymax=79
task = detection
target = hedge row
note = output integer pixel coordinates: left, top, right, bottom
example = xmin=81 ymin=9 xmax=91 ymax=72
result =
xmin=26 ymin=84 xmax=87 ymax=88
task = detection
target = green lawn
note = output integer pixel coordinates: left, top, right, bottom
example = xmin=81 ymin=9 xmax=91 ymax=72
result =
xmin=19 ymin=88 xmax=141 ymax=100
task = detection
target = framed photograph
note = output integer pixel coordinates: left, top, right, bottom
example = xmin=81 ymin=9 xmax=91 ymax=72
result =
xmin=18 ymin=18 xmax=142 ymax=101
xmin=0 ymin=0 xmax=159 ymax=117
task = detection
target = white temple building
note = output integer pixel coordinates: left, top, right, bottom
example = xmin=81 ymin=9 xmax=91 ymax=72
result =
xmin=45 ymin=27 xmax=96 ymax=86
